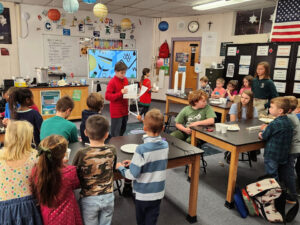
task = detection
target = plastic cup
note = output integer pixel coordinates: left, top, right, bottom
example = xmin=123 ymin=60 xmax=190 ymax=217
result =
xmin=221 ymin=124 xmax=228 ymax=134
xmin=65 ymin=148 xmax=71 ymax=160
xmin=215 ymin=123 xmax=222 ymax=132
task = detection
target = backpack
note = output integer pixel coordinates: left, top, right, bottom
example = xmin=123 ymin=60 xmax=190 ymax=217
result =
xmin=245 ymin=176 xmax=299 ymax=224
xmin=159 ymin=41 xmax=170 ymax=58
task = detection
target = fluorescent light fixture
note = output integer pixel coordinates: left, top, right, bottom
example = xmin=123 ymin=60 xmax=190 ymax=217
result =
xmin=193 ymin=0 xmax=254 ymax=11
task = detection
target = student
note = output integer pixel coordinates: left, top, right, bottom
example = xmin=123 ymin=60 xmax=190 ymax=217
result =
xmin=258 ymin=97 xmax=293 ymax=198
xmin=40 ymin=96 xmax=78 ymax=143
xmin=9 ymin=88 xmax=43 ymax=145
xmin=252 ymin=61 xmax=278 ymax=116
xmin=199 ymin=76 xmax=212 ymax=96
xmin=229 ymin=90 xmax=258 ymax=121
xmin=225 ymin=80 xmax=238 ymax=101
xmin=73 ymin=115 xmax=116 ymax=225
xmin=239 ymin=75 xmax=253 ymax=95
xmin=116 ymin=109 xmax=169 ymax=225
xmin=105 ymin=61 xmax=129 ymax=137
xmin=211 ymin=78 xmax=226 ymax=99
xmin=0 ymin=120 xmax=43 ymax=225
xmin=171 ymin=90 xmax=216 ymax=143
xmin=295 ymin=99 xmax=300 ymax=120
xmin=31 ymin=135 xmax=83 ymax=225
xmin=80 ymin=92 xmax=104 ymax=143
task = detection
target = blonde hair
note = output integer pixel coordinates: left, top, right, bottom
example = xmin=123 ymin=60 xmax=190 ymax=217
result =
xmin=216 ymin=78 xmax=225 ymax=84
xmin=0 ymin=120 xmax=34 ymax=161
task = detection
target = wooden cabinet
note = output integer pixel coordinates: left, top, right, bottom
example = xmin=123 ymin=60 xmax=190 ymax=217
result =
xmin=30 ymin=86 xmax=88 ymax=120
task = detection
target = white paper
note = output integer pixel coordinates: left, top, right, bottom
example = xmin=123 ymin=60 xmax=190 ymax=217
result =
xmin=274 ymin=82 xmax=286 ymax=93
xmin=227 ymin=47 xmax=237 ymax=56
xmin=294 ymin=83 xmax=300 ymax=94
xmin=296 ymin=58 xmax=300 ymax=69
xmin=181 ymin=72 xmax=186 ymax=93
xmin=139 ymin=85 xmax=148 ymax=97
xmin=295 ymin=70 xmax=300 ymax=81
xmin=226 ymin=63 xmax=235 ymax=77
xmin=194 ymin=63 xmax=202 ymax=73
xmin=273 ymin=70 xmax=287 ymax=80
xmin=298 ymin=46 xmax=300 ymax=57
xmin=277 ymin=45 xmax=291 ymax=56
xmin=239 ymin=55 xmax=251 ymax=66
xmin=123 ymin=83 xmax=138 ymax=99
xmin=201 ymin=32 xmax=217 ymax=57
xmin=275 ymin=58 xmax=289 ymax=69
xmin=239 ymin=65 xmax=249 ymax=75
xmin=257 ymin=46 xmax=269 ymax=56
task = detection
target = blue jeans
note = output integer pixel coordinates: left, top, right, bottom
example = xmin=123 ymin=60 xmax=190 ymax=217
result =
xmin=80 ymin=193 xmax=114 ymax=225
xmin=264 ymin=158 xmax=281 ymax=180
xmin=283 ymin=153 xmax=300 ymax=200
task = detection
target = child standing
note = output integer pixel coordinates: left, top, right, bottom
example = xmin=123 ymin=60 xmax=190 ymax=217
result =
xmin=199 ymin=76 xmax=212 ymax=96
xmin=116 ymin=109 xmax=169 ymax=225
xmin=31 ymin=135 xmax=83 ymax=225
xmin=211 ymin=78 xmax=226 ymax=99
xmin=105 ymin=61 xmax=129 ymax=137
xmin=73 ymin=115 xmax=116 ymax=225
xmin=9 ymin=88 xmax=43 ymax=145
xmin=0 ymin=121 xmax=43 ymax=225
xmin=239 ymin=75 xmax=253 ymax=95
xmin=80 ymin=92 xmax=104 ymax=143
xmin=40 ymin=96 xmax=78 ymax=143
xmin=225 ymin=80 xmax=238 ymax=101
xmin=252 ymin=62 xmax=278 ymax=116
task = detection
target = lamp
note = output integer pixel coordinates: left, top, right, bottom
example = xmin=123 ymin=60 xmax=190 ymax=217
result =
xmin=63 ymin=0 xmax=79 ymax=13
xmin=48 ymin=9 xmax=61 ymax=21
xmin=121 ymin=18 xmax=132 ymax=30
xmin=83 ymin=0 xmax=97 ymax=3
xmin=193 ymin=0 xmax=254 ymax=11
xmin=93 ymin=3 xmax=108 ymax=18
xmin=0 ymin=3 xmax=4 ymax=14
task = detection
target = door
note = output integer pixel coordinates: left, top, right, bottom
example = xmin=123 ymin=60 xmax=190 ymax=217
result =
xmin=171 ymin=40 xmax=201 ymax=91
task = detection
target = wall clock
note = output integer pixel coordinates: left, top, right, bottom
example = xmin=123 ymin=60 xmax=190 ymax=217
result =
xmin=188 ymin=21 xmax=199 ymax=33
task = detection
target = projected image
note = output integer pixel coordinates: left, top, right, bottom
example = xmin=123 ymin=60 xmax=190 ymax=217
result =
xmin=88 ymin=49 xmax=137 ymax=79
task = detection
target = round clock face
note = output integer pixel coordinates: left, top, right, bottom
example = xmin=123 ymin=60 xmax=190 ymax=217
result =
xmin=188 ymin=21 xmax=199 ymax=33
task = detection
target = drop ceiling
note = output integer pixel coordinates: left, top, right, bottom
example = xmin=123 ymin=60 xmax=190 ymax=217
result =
xmin=2 ymin=0 xmax=277 ymax=17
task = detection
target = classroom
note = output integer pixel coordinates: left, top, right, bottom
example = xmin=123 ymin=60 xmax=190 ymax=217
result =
xmin=0 ymin=0 xmax=300 ymax=225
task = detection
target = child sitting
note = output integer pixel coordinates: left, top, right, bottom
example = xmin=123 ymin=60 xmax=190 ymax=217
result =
xmin=199 ymin=76 xmax=212 ymax=96
xmin=31 ymin=135 xmax=83 ymax=225
xmin=116 ymin=109 xmax=169 ymax=225
xmin=171 ymin=90 xmax=216 ymax=143
xmin=80 ymin=92 xmax=104 ymax=143
xmin=239 ymin=75 xmax=253 ymax=95
xmin=40 ymin=96 xmax=78 ymax=143
xmin=73 ymin=115 xmax=116 ymax=225
xmin=225 ymin=80 xmax=238 ymax=101
xmin=211 ymin=78 xmax=226 ymax=99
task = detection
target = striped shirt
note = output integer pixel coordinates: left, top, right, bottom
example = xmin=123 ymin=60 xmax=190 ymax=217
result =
xmin=118 ymin=136 xmax=169 ymax=201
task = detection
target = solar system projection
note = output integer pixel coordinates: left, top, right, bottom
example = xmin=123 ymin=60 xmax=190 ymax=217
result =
xmin=88 ymin=49 xmax=137 ymax=79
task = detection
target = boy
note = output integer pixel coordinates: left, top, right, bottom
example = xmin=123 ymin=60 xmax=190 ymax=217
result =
xmin=73 ymin=115 xmax=116 ymax=225
xmin=105 ymin=61 xmax=129 ymax=137
xmin=199 ymin=76 xmax=212 ymax=96
xmin=116 ymin=109 xmax=168 ymax=225
xmin=211 ymin=77 xmax=226 ymax=99
xmin=40 ymin=96 xmax=78 ymax=143
xmin=258 ymin=97 xmax=293 ymax=187
xmin=80 ymin=92 xmax=104 ymax=143
xmin=171 ymin=90 xmax=216 ymax=143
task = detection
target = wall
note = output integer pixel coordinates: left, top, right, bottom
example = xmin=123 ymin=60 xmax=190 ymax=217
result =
xmin=151 ymin=12 xmax=270 ymax=100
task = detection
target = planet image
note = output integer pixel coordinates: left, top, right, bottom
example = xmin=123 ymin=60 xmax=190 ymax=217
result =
xmin=89 ymin=55 xmax=97 ymax=72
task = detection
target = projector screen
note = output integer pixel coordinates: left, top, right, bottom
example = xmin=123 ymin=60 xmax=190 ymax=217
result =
xmin=88 ymin=49 xmax=137 ymax=79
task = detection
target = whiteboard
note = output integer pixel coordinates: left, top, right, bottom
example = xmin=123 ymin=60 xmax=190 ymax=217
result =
xmin=43 ymin=34 xmax=87 ymax=77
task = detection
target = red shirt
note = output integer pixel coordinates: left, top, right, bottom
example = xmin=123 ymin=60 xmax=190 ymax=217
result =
xmin=105 ymin=76 xmax=129 ymax=118
xmin=139 ymin=78 xmax=151 ymax=105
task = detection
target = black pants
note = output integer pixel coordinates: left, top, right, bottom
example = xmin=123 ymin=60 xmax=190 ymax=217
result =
xmin=110 ymin=116 xmax=128 ymax=137
xmin=139 ymin=104 xmax=150 ymax=117
xmin=296 ymin=155 xmax=300 ymax=186
xmin=135 ymin=199 xmax=161 ymax=225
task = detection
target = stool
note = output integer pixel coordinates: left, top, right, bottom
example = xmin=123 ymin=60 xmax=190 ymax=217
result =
xmin=114 ymin=180 xmax=122 ymax=195
xmin=164 ymin=112 xmax=178 ymax=133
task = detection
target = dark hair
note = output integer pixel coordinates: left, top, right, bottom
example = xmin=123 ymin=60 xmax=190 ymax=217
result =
xmin=31 ymin=135 xmax=68 ymax=208
xmin=242 ymin=75 xmax=254 ymax=88
xmin=228 ymin=80 xmax=238 ymax=90
xmin=200 ymin=76 xmax=209 ymax=82
xmin=86 ymin=115 xmax=109 ymax=140
xmin=188 ymin=90 xmax=208 ymax=106
xmin=87 ymin=93 xmax=104 ymax=112
xmin=140 ymin=68 xmax=150 ymax=85
xmin=255 ymin=61 xmax=270 ymax=79
xmin=237 ymin=90 xmax=254 ymax=120
xmin=144 ymin=109 xmax=164 ymax=134
xmin=9 ymin=88 xmax=34 ymax=119
xmin=115 ymin=61 xmax=128 ymax=72
xmin=56 ymin=96 xmax=74 ymax=112
xmin=271 ymin=97 xmax=290 ymax=114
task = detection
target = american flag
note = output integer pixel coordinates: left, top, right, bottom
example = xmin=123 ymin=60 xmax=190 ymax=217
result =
xmin=271 ymin=0 xmax=300 ymax=42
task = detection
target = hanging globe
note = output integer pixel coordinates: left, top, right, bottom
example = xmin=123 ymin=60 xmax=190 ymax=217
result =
xmin=93 ymin=3 xmax=108 ymax=18
xmin=158 ymin=21 xmax=169 ymax=31
xmin=121 ymin=18 xmax=132 ymax=30
xmin=63 ymin=0 xmax=79 ymax=13
xmin=0 ymin=3 xmax=4 ymax=14
xmin=48 ymin=9 xmax=61 ymax=21
xmin=83 ymin=0 xmax=97 ymax=3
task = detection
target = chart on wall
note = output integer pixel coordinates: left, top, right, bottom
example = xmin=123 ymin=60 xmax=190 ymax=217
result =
xmin=88 ymin=49 xmax=137 ymax=79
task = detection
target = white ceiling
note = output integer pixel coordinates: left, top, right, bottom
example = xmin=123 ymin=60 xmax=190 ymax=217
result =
xmin=2 ymin=0 xmax=277 ymax=17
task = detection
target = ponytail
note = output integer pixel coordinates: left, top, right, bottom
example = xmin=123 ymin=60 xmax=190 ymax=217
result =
xmin=140 ymin=68 xmax=150 ymax=85
xmin=8 ymin=88 xmax=33 ymax=119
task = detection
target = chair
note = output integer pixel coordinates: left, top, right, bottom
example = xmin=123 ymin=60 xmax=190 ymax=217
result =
xmin=164 ymin=112 xmax=178 ymax=133
xmin=114 ymin=180 xmax=122 ymax=195
xmin=224 ymin=152 xmax=252 ymax=167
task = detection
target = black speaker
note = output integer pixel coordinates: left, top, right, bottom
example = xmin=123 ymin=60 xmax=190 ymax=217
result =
xmin=3 ymin=79 xmax=14 ymax=89
xmin=205 ymin=69 xmax=224 ymax=89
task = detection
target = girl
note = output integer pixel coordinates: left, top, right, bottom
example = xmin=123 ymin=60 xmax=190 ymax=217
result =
xmin=31 ymin=135 xmax=83 ymax=225
xmin=239 ymin=75 xmax=253 ymax=95
xmin=9 ymin=88 xmax=43 ymax=145
xmin=225 ymin=80 xmax=238 ymax=101
xmin=252 ymin=62 xmax=278 ymax=116
xmin=229 ymin=90 xmax=258 ymax=121
xmin=211 ymin=78 xmax=226 ymax=99
xmin=0 ymin=120 xmax=43 ymax=225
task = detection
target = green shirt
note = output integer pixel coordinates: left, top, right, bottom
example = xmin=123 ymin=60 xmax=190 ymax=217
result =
xmin=251 ymin=78 xmax=278 ymax=108
xmin=175 ymin=105 xmax=216 ymax=127
xmin=40 ymin=116 xmax=78 ymax=143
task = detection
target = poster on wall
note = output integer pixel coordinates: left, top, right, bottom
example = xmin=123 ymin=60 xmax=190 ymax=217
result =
xmin=277 ymin=45 xmax=291 ymax=56
xmin=295 ymin=70 xmax=300 ymax=81
xmin=227 ymin=47 xmax=237 ymax=56
xmin=298 ymin=46 xmax=300 ymax=57
xmin=273 ymin=70 xmax=287 ymax=80
xmin=274 ymin=82 xmax=286 ymax=93
xmin=296 ymin=58 xmax=300 ymax=69
xmin=275 ymin=58 xmax=289 ymax=69
xmin=226 ymin=63 xmax=235 ymax=77
xmin=201 ymin=32 xmax=217 ymax=57
xmin=220 ymin=42 xmax=233 ymax=56
xmin=0 ymin=8 xmax=12 ymax=44
xmin=239 ymin=55 xmax=251 ymax=65
xmin=293 ymin=83 xmax=300 ymax=94
xmin=238 ymin=65 xmax=249 ymax=75
xmin=257 ymin=46 xmax=269 ymax=56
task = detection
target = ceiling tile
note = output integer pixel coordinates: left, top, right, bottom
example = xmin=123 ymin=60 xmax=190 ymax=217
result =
xmin=109 ymin=7 xmax=140 ymax=14
xmin=130 ymin=9 xmax=162 ymax=16
xmin=109 ymin=0 xmax=144 ymax=7
xmin=132 ymin=0 xmax=167 ymax=9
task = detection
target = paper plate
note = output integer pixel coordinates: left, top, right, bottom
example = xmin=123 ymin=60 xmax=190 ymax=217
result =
xmin=259 ymin=118 xmax=274 ymax=124
xmin=121 ymin=144 xmax=138 ymax=154
xmin=210 ymin=100 xmax=222 ymax=105
xmin=227 ymin=124 xmax=240 ymax=131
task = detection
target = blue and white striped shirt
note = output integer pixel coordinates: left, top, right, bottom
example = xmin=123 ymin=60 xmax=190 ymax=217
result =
xmin=118 ymin=136 xmax=169 ymax=201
